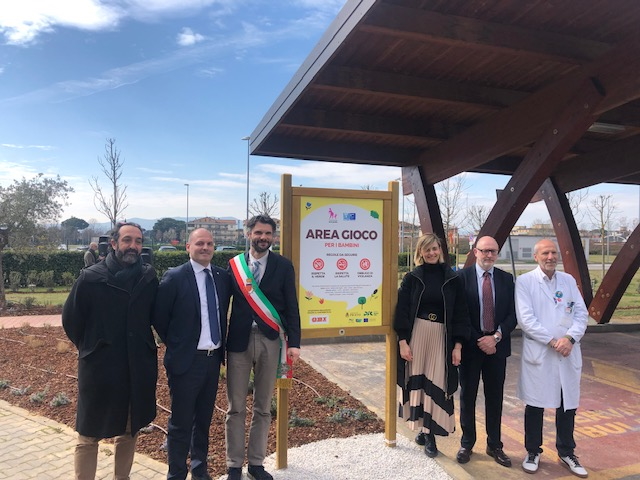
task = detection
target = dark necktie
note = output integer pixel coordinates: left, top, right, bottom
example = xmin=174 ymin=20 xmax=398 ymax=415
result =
xmin=482 ymin=271 xmax=495 ymax=333
xmin=252 ymin=260 xmax=261 ymax=284
xmin=204 ymin=268 xmax=220 ymax=344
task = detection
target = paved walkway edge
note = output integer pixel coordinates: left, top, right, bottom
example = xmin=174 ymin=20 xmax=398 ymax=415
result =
xmin=0 ymin=399 xmax=167 ymax=479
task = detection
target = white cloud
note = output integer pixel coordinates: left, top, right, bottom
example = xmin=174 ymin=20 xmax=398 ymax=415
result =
xmin=176 ymin=27 xmax=205 ymax=46
xmin=0 ymin=0 xmax=122 ymax=45
xmin=1 ymin=143 xmax=55 ymax=150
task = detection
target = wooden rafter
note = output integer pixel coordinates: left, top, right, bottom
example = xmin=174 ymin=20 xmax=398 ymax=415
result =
xmin=361 ymin=4 xmax=610 ymax=63
xmin=465 ymin=77 xmax=604 ymax=265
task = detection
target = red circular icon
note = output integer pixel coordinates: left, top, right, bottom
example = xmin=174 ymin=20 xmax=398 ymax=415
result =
xmin=360 ymin=258 xmax=371 ymax=270
xmin=336 ymin=258 xmax=348 ymax=270
xmin=313 ymin=258 xmax=324 ymax=270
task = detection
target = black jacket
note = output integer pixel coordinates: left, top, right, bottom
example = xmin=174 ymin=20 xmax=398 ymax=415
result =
xmin=227 ymin=251 xmax=301 ymax=352
xmin=393 ymin=263 xmax=470 ymax=396
xmin=63 ymin=253 xmax=158 ymax=438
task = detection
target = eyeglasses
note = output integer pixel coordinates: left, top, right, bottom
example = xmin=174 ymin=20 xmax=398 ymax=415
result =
xmin=476 ymin=248 xmax=499 ymax=255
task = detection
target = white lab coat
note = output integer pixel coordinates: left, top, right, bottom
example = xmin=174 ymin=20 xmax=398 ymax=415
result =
xmin=515 ymin=266 xmax=588 ymax=410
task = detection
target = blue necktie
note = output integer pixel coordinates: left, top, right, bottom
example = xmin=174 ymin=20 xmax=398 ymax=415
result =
xmin=204 ymin=269 xmax=220 ymax=344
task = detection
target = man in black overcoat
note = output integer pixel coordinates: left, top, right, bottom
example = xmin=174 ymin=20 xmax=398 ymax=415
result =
xmin=63 ymin=222 xmax=158 ymax=480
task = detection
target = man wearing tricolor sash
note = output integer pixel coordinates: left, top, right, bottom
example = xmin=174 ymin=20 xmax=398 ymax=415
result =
xmin=225 ymin=215 xmax=301 ymax=480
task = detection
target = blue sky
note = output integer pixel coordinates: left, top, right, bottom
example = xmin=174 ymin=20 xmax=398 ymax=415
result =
xmin=1 ymin=0 xmax=638 ymax=232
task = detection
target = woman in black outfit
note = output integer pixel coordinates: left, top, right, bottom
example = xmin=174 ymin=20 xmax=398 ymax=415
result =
xmin=394 ymin=233 xmax=470 ymax=458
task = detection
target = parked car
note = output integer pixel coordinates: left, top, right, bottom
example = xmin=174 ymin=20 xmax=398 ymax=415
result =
xmin=215 ymin=246 xmax=236 ymax=251
xmin=158 ymin=245 xmax=177 ymax=251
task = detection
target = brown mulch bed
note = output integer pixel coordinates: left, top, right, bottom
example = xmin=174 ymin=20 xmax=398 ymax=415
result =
xmin=0 ymin=326 xmax=384 ymax=478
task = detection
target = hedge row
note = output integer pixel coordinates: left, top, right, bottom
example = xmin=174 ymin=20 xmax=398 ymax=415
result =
xmin=3 ymin=250 xmax=413 ymax=287
xmin=1 ymin=250 xmax=245 ymax=286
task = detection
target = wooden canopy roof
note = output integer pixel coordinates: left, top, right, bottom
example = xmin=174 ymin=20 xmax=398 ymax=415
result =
xmin=250 ymin=0 xmax=640 ymax=324
xmin=250 ymin=0 xmax=640 ymax=192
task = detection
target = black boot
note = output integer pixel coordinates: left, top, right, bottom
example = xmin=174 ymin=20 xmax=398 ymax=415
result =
xmin=424 ymin=433 xmax=438 ymax=458
xmin=415 ymin=432 xmax=426 ymax=446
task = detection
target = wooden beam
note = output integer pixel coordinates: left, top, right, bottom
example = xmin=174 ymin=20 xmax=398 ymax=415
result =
xmin=281 ymin=108 xmax=466 ymax=143
xmin=468 ymin=78 xmax=603 ymax=256
xmin=538 ymin=178 xmax=593 ymax=303
xmin=361 ymin=4 xmax=610 ymax=63
xmin=403 ymin=166 xmax=446 ymax=243
xmin=552 ymin=135 xmax=640 ymax=192
xmin=415 ymin=36 xmax=640 ymax=184
xmin=314 ymin=65 xmax=527 ymax=109
xmin=589 ymin=224 xmax=640 ymax=324
xmin=256 ymin=134 xmax=418 ymax=165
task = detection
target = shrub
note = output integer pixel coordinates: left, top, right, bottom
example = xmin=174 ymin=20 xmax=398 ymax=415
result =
xmin=39 ymin=270 xmax=55 ymax=289
xmin=27 ymin=270 xmax=40 ymax=287
xmin=288 ymin=409 xmax=315 ymax=427
xmin=328 ymin=407 xmax=376 ymax=423
xmin=0 ymin=380 xmax=9 ymax=389
xmin=24 ymin=297 xmax=37 ymax=309
xmin=314 ymin=395 xmax=345 ymax=408
xmin=50 ymin=392 xmax=71 ymax=407
xmin=9 ymin=271 xmax=22 ymax=292
xmin=29 ymin=388 xmax=48 ymax=404
xmin=61 ymin=272 xmax=76 ymax=287
xmin=11 ymin=386 xmax=30 ymax=396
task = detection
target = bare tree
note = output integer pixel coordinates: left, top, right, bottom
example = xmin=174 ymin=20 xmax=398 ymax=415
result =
xmin=89 ymin=138 xmax=128 ymax=229
xmin=587 ymin=194 xmax=619 ymax=278
xmin=466 ymin=203 xmax=489 ymax=234
xmin=566 ymin=188 xmax=589 ymax=227
xmin=249 ymin=191 xmax=279 ymax=217
xmin=436 ymin=174 xmax=467 ymax=254
xmin=437 ymin=174 xmax=467 ymax=234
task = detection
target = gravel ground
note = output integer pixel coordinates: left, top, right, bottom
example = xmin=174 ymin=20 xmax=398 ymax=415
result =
xmin=215 ymin=433 xmax=452 ymax=480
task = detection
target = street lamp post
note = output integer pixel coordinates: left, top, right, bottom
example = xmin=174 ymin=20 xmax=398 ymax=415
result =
xmin=241 ymin=136 xmax=250 ymax=251
xmin=184 ymin=183 xmax=189 ymax=245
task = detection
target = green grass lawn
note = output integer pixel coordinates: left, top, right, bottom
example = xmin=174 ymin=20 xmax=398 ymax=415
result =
xmin=5 ymin=289 xmax=70 ymax=307
xmin=5 ymin=267 xmax=640 ymax=320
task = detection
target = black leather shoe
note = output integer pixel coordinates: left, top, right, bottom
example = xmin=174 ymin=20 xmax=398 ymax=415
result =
xmin=415 ymin=432 xmax=426 ymax=445
xmin=247 ymin=465 xmax=273 ymax=480
xmin=424 ymin=433 xmax=438 ymax=458
xmin=191 ymin=472 xmax=213 ymax=480
xmin=456 ymin=446 xmax=473 ymax=464
xmin=487 ymin=446 xmax=512 ymax=467
xmin=227 ymin=467 xmax=242 ymax=480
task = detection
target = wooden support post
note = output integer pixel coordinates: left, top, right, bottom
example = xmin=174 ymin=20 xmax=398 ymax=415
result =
xmin=385 ymin=332 xmax=397 ymax=447
xmin=539 ymin=178 xmax=593 ymax=303
xmin=275 ymin=377 xmax=292 ymax=469
xmin=403 ymin=165 xmax=446 ymax=243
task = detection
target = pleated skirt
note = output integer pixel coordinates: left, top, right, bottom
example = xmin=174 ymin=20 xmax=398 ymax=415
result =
xmin=398 ymin=318 xmax=455 ymax=435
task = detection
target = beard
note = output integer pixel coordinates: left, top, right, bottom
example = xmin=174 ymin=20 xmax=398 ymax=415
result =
xmin=251 ymin=237 xmax=272 ymax=254
xmin=115 ymin=248 xmax=140 ymax=265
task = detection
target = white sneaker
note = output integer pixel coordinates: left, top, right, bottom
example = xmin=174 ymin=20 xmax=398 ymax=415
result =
xmin=559 ymin=454 xmax=588 ymax=478
xmin=522 ymin=452 xmax=541 ymax=474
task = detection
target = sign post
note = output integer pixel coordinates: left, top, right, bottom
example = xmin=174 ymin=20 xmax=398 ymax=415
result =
xmin=277 ymin=175 xmax=399 ymax=468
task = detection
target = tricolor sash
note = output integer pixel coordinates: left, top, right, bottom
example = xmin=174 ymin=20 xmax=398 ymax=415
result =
xmin=230 ymin=254 xmax=292 ymax=378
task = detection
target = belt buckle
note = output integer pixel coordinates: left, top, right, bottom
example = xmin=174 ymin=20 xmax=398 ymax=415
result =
xmin=427 ymin=313 xmax=437 ymax=321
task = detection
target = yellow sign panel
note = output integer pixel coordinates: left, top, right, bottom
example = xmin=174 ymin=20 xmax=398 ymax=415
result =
xmin=298 ymin=196 xmax=383 ymax=329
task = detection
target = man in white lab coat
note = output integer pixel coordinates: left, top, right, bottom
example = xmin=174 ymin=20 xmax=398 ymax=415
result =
xmin=515 ymin=239 xmax=589 ymax=478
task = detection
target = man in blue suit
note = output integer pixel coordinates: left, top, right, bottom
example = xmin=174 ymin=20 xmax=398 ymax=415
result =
xmin=456 ymin=235 xmax=517 ymax=467
xmin=154 ymin=228 xmax=231 ymax=480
